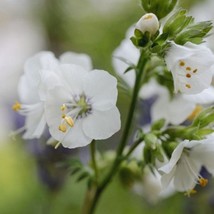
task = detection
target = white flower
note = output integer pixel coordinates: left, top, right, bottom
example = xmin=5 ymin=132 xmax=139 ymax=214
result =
xmin=45 ymin=64 xmax=121 ymax=149
xmin=151 ymin=91 xmax=195 ymax=125
xmin=132 ymin=166 xmax=174 ymax=204
xmin=159 ymin=136 xmax=214 ymax=193
xmin=13 ymin=51 xmax=93 ymax=139
xmin=165 ymin=42 xmax=214 ymax=94
xmin=141 ymin=79 xmax=214 ymax=125
xmin=13 ymin=52 xmax=59 ymax=139
xmin=140 ymin=79 xmax=194 ymax=125
xmin=135 ymin=13 xmax=159 ymax=36
xmin=131 ymin=144 xmax=175 ymax=203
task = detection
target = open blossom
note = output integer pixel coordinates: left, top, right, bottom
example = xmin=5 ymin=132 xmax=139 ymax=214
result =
xmin=141 ymin=79 xmax=214 ymax=125
xmin=165 ymin=42 xmax=214 ymax=94
xmin=135 ymin=13 xmax=159 ymax=35
xmin=13 ymin=52 xmax=59 ymax=139
xmin=13 ymin=51 xmax=93 ymax=139
xmin=45 ymin=64 xmax=121 ymax=149
xmin=159 ymin=136 xmax=214 ymax=193
xmin=131 ymin=144 xmax=174 ymax=203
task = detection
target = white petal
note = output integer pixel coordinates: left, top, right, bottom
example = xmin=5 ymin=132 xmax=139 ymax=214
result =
xmin=59 ymin=52 xmax=92 ymax=71
xmin=59 ymin=120 xmax=92 ymax=149
xmin=139 ymin=79 xmax=167 ymax=99
xmin=173 ymin=156 xmax=199 ymax=191
xmin=18 ymin=51 xmax=59 ymax=103
xmin=23 ymin=103 xmax=46 ymax=139
xmin=82 ymin=107 xmax=121 ymax=140
xmin=160 ymin=166 xmax=176 ymax=189
xmin=151 ymin=94 xmax=195 ymax=125
xmin=18 ymin=73 xmax=40 ymax=104
xmin=59 ymin=64 xmax=87 ymax=95
xmin=183 ymin=87 xmax=214 ymax=105
xmin=168 ymin=96 xmax=195 ymax=124
xmin=159 ymin=141 xmax=187 ymax=174
xmin=24 ymin=51 xmax=58 ymax=72
xmin=112 ymin=38 xmax=139 ymax=87
xmin=83 ymin=69 xmax=118 ymax=105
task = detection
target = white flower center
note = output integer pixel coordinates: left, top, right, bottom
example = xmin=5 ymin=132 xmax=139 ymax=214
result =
xmin=58 ymin=94 xmax=92 ymax=133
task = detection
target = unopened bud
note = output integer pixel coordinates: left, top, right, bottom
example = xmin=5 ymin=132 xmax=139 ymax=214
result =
xmin=136 ymin=13 xmax=159 ymax=36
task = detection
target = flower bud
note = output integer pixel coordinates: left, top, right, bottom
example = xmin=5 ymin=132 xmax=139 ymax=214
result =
xmin=136 ymin=13 xmax=159 ymax=36
xmin=140 ymin=0 xmax=177 ymax=19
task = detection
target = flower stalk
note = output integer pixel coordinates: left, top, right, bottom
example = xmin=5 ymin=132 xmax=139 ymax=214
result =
xmin=83 ymin=48 xmax=150 ymax=214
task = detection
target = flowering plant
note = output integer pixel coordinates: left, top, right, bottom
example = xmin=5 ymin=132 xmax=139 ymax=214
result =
xmin=11 ymin=0 xmax=214 ymax=213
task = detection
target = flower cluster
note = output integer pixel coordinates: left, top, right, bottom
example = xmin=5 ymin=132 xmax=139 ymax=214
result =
xmin=13 ymin=52 xmax=121 ymax=148
xmin=112 ymin=10 xmax=214 ymax=198
xmin=11 ymin=0 xmax=214 ymax=212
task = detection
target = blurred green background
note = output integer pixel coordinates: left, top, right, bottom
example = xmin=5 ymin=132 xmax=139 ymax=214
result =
xmin=1 ymin=0 xmax=214 ymax=213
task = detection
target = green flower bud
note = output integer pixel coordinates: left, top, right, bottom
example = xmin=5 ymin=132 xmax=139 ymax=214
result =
xmin=163 ymin=141 xmax=178 ymax=158
xmin=119 ymin=161 xmax=141 ymax=188
xmin=140 ymin=0 xmax=177 ymax=19
xmin=144 ymin=133 xmax=158 ymax=150
xmin=151 ymin=118 xmax=166 ymax=131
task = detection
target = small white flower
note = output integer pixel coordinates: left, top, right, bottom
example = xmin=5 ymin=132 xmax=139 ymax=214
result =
xmin=13 ymin=51 xmax=93 ymax=139
xmin=159 ymin=136 xmax=214 ymax=193
xmin=131 ymin=144 xmax=174 ymax=203
xmin=136 ymin=13 xmax=159 ymax=36
xmin=151 ymin=92 xmax=195 ymax=125
xmin=141 ymin=79 xmax=214 ymax=125
xmin=45 ymin=64 xmax=121 ymax=149
xmin=165 ymin=42 xmax=214 ymax=94
xmin=13 ymin=51 xmax=59 ymax=139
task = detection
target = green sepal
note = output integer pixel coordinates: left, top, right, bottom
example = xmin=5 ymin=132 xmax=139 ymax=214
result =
xmin=175 ymin=21 xmax=212 ymax=45
xmin=163 ymin=9 xmax=194 ymax=38
xmin=151 ymin=118 xmax=166 ymax=131
xmin=144 ymin=133 xmax=158 ymax=150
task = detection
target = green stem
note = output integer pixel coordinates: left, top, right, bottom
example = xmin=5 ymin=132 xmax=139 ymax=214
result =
xmin=124 ymin=136 xmax=145 ymax=159
xmin=84 ymin=49 xmax=150 ymax=214
xmin=90 ymin=140 xmax=98 ymax=182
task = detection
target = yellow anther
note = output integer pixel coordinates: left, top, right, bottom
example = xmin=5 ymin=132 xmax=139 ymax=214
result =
xmin=199 ymin=178 xmax=208 ymax=187
xmin=60 ymin=104 xmax=66 ymax=111
xmin=65 ymin=116 xmax=74 ymax=127
xmin=185 ymin=189 xmax=197 ymax=197
xmin=186 ymin=73 xmax=191 ymax=78
xmin=188 ymin=105 xmax=202 ymax=121
xmin=58 ymin=124 xmax=67 ymax=132
xmin=61 ymin=114 xmax=66 ymax=119
xmin=193 ymin=69 xmax=198 ymax=73
xmin=186 ymin=67 xmax=191 ymax=71
xmin=12 ymin=101 xmax=21 ymax=112
xmin=185 ymin=84 xmax=191 ymax=89
xmin=144 ymin=14 xmax=153 ymax=20
xmin=179 ymin=61 xmax=185 ymax=66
